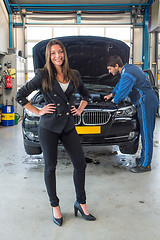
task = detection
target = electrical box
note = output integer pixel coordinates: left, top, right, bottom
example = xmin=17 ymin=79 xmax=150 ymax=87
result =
xmin=150 ymin=0 xmax=160 ymax=32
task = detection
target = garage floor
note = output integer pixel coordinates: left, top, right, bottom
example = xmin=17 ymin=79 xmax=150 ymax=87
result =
xmin=0 ymin=117 xmax=160 ymax=240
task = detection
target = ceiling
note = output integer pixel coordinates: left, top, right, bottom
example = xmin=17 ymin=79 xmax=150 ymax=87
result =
xmin=6 ymin=1 xmax=152 ymax=15
xmin=9 ymin=1 xmax=149 ymax=4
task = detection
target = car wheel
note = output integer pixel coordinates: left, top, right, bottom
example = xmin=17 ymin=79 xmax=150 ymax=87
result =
xmin=24 ymin=144 xmax=42 ymax=155
xmin=119 ymin=143 xmax=139 ymax=154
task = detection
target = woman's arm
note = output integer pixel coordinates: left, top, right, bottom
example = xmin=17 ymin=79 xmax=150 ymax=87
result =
xmin=71 ymin=100 xmax=88 ymax=116
xmin=71 ymin=71 xmax=90 ymax=116
xmin=15 ymin=71 xmax=42 ymax=107
xmin=77 ymin=76 xmax=90 ymax=103
xmin=24 ymin=102 xmax=56 ymax=116
xmin=16 ymin=70 xmax=56 ymax=116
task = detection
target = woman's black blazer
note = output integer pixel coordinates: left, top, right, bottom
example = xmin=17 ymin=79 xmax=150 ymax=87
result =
xmin=15 ymin=70 xmax=90 ymax=134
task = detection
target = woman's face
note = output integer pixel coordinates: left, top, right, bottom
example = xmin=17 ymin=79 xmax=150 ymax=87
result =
xmin=50 ymin=44 xmax=65 ymax=68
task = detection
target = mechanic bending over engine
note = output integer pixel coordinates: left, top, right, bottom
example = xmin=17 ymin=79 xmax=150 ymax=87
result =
xmin=104 ymin=55 xmax=159 ymax=173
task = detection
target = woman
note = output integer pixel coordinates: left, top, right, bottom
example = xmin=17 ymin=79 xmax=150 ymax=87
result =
xmin=15 ymin=39 xmax=96 ymax=226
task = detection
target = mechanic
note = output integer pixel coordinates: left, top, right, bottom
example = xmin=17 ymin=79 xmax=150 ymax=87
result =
xmin=104 ymin=55 xmax=159 ymax=173
xmin=15 ymin=39 xmax=96 ymax=226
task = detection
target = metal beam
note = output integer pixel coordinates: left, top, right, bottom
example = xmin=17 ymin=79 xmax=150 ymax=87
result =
xmin=10 ymin=3 xmax=149 ymax=13
xmin=9 ymin=14 xmax=13 ymax=48
xmin=3 ymin=0 xmax=13 ymax=48
xmin=3 ymin=0 xmax=12 ymax=14
xmin=134 ymin=0 xmax=143 ymax=24
xmin=10 ymin=3 xmax=149 ymax=7
xmin=24 ymin=22 xmax=135 ymax=26
xmin=14 ymin=0 xmax=24 ymax=25
xmin=142 ymin=6 xmax=150 ymax=69
xmin=10 ymin=8 xmax=132 ymax=12
xmin=77 ymin=11 xmax=81 ymax=24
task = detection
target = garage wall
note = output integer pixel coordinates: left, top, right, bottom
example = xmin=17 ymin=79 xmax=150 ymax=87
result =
xmin=13 ymin=12 xmax=145 ymax=81
xmin=158 ymin=33 xmax=160 ymax=87
xmin=0 ymin=0 xmax=9 ymax=53
xmin=13 ymin=12 xmax=142 ymax=57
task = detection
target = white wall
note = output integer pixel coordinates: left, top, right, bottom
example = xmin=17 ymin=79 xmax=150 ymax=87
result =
xmin=13 ymin=15 xmax=25 ymax=57
xmin=14 ymin=12 xmax=143 ymax=64
xmin=133 ymin=27 xmax=143 ymax=66
xmin=14 ymin=12 xmax=146 ymax=76
xmin=0 ymin=0 xmax=9 ymax=53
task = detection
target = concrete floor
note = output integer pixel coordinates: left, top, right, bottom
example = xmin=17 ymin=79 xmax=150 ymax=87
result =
xmin=0 ymin=118 xmax=160 ymax=240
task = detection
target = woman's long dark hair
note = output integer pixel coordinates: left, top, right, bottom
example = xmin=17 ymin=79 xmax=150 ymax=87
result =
xmin=42 ymin=39 xmax=79 ymax=92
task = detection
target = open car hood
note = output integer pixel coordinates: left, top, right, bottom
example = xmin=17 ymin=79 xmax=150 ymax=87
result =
xmin=33 ymin=35 xmax=130 ymax=86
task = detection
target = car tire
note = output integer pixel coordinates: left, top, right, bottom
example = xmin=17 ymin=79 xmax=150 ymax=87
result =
xmin=24 ymin=144 xmax=42 ymax=155
xmin=119 ymin=143 xmax=139 ymax=154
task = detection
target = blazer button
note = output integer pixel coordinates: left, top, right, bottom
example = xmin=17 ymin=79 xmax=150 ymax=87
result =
xmin=59 ymin=113 xmax=62 ymax=116
xmin=57 ymin=103 xmax=60 ymax=106
xmin=54 ymin=94 xmax=57 ymax=96
xmin=19 ymin=100 xmax=22 ymax=103
xmin=66 ymin=112 xmax=69 ymax=115
xmin=67 ymin=102 xmax=69 ymax=105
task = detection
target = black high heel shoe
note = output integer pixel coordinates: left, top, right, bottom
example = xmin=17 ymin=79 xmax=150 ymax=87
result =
xmin=74 ymin=201 xmax=96 ymax=221
xmin=52 ymin=208 xmax=63 ymax=226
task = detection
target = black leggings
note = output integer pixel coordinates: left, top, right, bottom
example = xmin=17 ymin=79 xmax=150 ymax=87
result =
xmin=38 ymin=126 xmax=87 ymax=207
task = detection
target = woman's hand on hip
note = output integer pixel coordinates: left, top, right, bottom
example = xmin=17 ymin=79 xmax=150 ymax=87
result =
xmin=71 ymin=106 xmax=82 ymax=116
xmin=39 ymin=104 xmax=56 ymax=116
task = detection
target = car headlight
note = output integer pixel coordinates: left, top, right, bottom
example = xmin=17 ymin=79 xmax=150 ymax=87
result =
xmin=24 ymin=108 xmax=41 ymax=118
xmin=23 ymin=130 xmax=39 ymax=141
xmin=115 ymin=106 xmax=136 ymax=117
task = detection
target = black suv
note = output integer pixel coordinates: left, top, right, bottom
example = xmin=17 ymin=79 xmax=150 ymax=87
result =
xmin=22 ymin=36 xmax=158 ymax=155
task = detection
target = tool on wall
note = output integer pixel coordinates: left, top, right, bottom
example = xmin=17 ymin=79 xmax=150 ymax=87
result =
xmin=1 ymin=61 xmax=16 ymax=89
xmin=1 ymin=70 xmax=12 ymax=89
xmin=5 ymin=71 xmax=12 ymax=89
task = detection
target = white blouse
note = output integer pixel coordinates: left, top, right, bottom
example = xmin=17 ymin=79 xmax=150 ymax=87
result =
xmin=58 ymin=81 xmax=70 ymax=92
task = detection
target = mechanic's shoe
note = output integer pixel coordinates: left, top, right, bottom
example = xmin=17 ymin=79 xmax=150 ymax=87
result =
xmin=135 ymin=157 xmax=141 ymax=165
xmin=130 ymin=164 xmax=151 ymax=173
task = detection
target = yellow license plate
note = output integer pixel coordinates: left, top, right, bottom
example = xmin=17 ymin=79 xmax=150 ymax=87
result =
xmin=75 ymin=126 xmax=101 ymax=134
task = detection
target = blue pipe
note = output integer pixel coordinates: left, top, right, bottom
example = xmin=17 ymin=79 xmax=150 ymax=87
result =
xmin=142 ymin=7 xmax=149 ymax=70
xmin=13 ymin=23 xmax=23 ymax=27
xmin=147 ymin=0 xmax=153 ymax=5
xmin=10 ymin=4 xmax=149 ymax=7
xmin=25 ymin=23 xmax=134 ymax=26
xmin=10 ymin=3 xmax=149 ymax=13
xmin=77 ymin=12 xmax=81 ymax=24
xmin=4 ymin=0 xmax=12 ymax=14
xmin=4 ymin=1 xmax=13 ymax=48
xmin=9 ymin=14 xmax=12 ymax=48
xmin=11 ymin=8 xmax=132 ymax=12
xmin=135 ymin=23 xmax=143 ymax=26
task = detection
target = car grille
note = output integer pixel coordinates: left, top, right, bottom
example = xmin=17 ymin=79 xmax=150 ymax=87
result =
xmin=74 ymin=110 xmax=111 ymax=126
xmin=74 ymin=115 xmax=81 ymax=125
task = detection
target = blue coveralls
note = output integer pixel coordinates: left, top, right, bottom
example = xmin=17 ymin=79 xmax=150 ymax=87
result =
xmin=112 ymin=63 xmax=159 ymax=167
